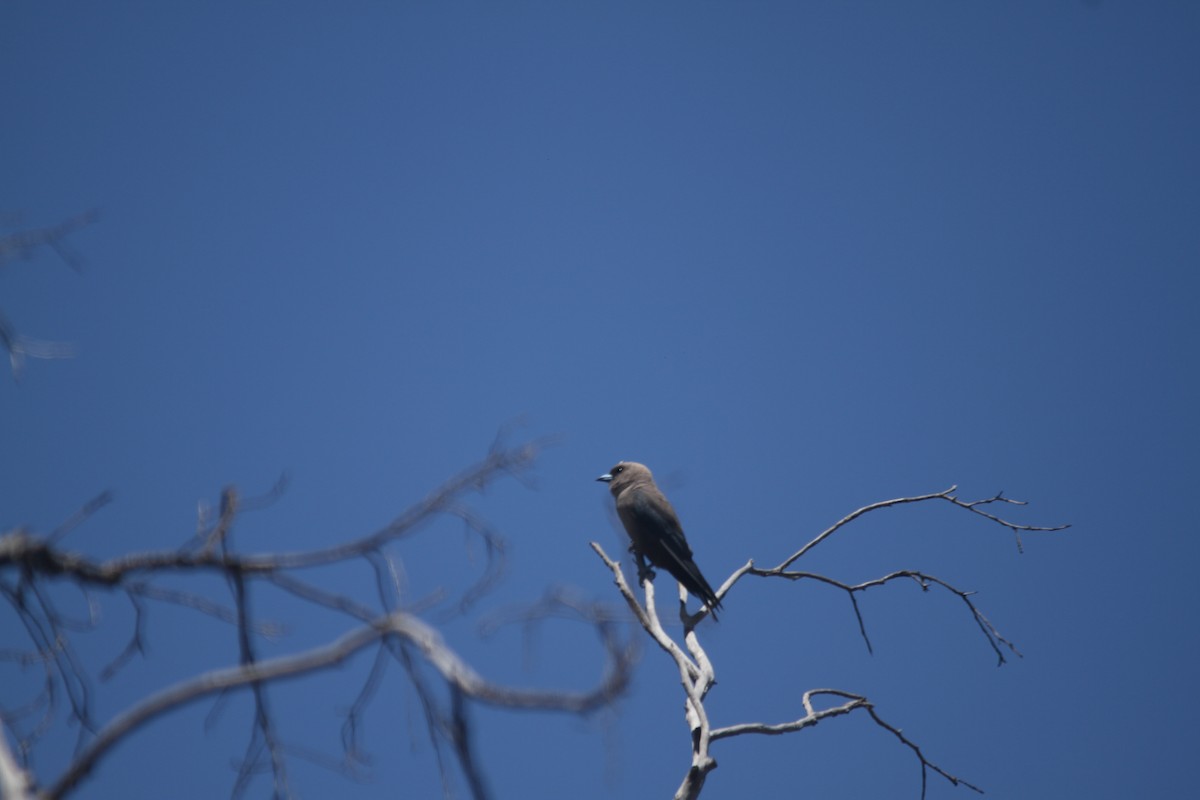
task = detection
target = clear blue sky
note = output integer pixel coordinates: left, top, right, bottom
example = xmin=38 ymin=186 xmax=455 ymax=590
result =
xmin=3 ymin=2 xmax=1198 ymax=798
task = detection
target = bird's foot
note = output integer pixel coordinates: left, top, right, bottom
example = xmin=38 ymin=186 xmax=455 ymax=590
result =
xmin=629 ymin=547 xmax=655 ymax=582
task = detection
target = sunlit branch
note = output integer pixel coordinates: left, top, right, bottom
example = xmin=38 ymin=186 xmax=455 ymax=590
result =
xmin=598 ymin=485 xmax=1066 ymax=799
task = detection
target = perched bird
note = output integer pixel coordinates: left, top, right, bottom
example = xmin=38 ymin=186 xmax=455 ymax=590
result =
xmin=597 ymin=461 xmax=723 ymax=619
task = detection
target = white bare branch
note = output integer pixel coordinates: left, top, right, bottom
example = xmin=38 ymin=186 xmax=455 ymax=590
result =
xmin=596 ymin=486 xmax=1066 ymax=799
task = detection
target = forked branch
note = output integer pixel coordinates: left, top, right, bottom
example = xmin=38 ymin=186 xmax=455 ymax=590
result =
xmin=3 ymin=440 xmax=631 ymax=800
xmin=594 ymin=485 xmax=1066 ymax=799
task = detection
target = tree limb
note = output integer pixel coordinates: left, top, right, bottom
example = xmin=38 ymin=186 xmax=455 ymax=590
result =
xmin=597 ymin=485 xmax=1066 ymax=799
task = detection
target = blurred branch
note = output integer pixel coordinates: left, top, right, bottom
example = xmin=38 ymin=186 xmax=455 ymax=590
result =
xmin=0 ymin=210 xmax=97 ymax=381
xmin=0 ymin=209 xmax=97 ymax=270
xmin=45 ymin=607 xmax=631 ymax=800
xmin=2 ymin=440 xmax=632 ymax=799
xmin=0 ymin=442 xmax=552 ymax=586
xmin=0 ymin=720 xmax=35 ymax=800
xmin=0 ymin=310 xmax=77 ymax=382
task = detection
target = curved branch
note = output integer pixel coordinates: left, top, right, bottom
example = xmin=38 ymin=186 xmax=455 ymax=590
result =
xmin=45 ymin=609 xmax=631 ymax=799
xmin=0 ymin=442 xmax=550 ymax=587
xmin=589 ymin=544 xmax=720 ymax=800
xmin=0 ymin=209 xmax=97 ymax=270
xmin=772 ymin=486 xmax=1068 ymax=571
xmin=589 ymin=543 xmax=699 ymax=679
xmin=711 ymin=689 xmax=982 ymax=799
xmin=711 ymin=487 xmax=1068 ymax=608
xmin=745 ymin=568 xmax=1020 ymax=665
xmin=598 ymin=485 xmax=1067 ymax=799
xmin=0 ymin=440 xmax=633 ymax=799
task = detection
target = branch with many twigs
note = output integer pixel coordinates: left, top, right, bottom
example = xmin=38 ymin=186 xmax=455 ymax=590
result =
xmin=592 ymin=486 xmax=1067 ymax=800
xmin=1 ymin=440 xmax=633 ymax=800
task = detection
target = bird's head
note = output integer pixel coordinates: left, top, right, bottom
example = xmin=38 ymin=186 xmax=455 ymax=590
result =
xmin=596 ymin=461 xmax=653 ymax=494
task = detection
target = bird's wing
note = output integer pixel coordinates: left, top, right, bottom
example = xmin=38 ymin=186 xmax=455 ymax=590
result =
xmin=623 ymin=487 xmax=695 ymax=559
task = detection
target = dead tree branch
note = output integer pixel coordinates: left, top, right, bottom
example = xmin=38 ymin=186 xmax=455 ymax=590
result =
xmin=2 ymin=441 xmax=634 ymax=799
xmin=43 ymin=608 xmax=630 ymax=800
xmin=592 ymin=486 xmax=1066 ymax=799
xmin=0 ymin=210 xmax=97 ymax=270
xmin=710 ymin=689 xmax=983 ymax=799
xmin=0 ymin=210 xmax=97 ymax=381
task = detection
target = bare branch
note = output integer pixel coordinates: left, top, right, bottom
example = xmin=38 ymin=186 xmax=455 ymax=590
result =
xmin=127 ymin=581 xmax=282 ymax=636
xmin=745 ymin=568 xmax=1020 ymax=665
xmin=588 ymin=544 xmax=720 ymax=800
xmin=0 ymin=310 xmax=77 ymax=382
xmin=227 ymin=565 xmax=290 ymax=798
xmin=45 ymin=492 xmax=115 ymax=547
xmin=590 ymin=543 xmax=699 ymax=680
xmin=0 ymin=719 xmax=35 ymax=800
xmin=598 ymin=484 xmax=1066 ymax=799
xmin=2 ymin=439 xmax=635 ymax=798
xmin=711 ymin=689 xmax=982 ymax=799
xmin=97 ymin=591 xmax=147 ymax=681
xmin=770 ymin=486 xmax=1068 ymax=571
xmin=338 ymin=644 xmax=390 ymax=771
xmin=447 ymin=687 xmax=490 ymax=800
xmin=861 ymin=699 xmax=985 ymax=798
xmin=44 ymin=607 xmax=629 ymax=799
xmin=0 ymin=210 xmax=98 ymax=380
xmin=0 ymin=442 xmax=553 ymax=587
xmin=0 ymin=210 xmax=97 ymax=270
xmin=943 ymin=489 xmax=1067 ymax=553
xmin=45 ymin=616 xmax=393 ymax=799
xmin=202 ymin=486 xmax=240 ymax=556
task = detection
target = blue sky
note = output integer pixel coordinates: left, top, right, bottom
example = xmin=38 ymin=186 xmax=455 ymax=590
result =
xmin=3 ymin=2 xmax=1198 ymax=798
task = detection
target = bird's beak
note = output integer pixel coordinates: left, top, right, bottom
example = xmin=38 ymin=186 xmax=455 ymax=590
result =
xmin=596 ymin=473 xmax=613 ymax=483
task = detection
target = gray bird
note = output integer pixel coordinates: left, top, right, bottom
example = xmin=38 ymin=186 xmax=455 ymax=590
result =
xmin=597 ymin=461 xmax=723 ymax=619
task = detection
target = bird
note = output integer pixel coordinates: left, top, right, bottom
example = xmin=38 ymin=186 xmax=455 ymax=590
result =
xmin=597 ymin=461 xmax=723 ymax=619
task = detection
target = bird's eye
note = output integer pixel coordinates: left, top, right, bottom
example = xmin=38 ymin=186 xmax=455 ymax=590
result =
xmin=612 ymin=465 xmax=623 ymax=474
